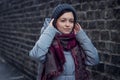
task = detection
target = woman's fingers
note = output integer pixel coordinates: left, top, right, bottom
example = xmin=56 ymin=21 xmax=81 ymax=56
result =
xmin=74 ymin=23 xmax=81 ymax=34
xmin=49 ymin=19 xmax=54 ymax=27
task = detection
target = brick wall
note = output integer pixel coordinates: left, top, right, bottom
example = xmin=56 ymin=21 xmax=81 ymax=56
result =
xmin=0 ymin=0 xmax=119 ymax=80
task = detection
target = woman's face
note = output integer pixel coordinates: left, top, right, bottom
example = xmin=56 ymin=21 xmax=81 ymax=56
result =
xmin=56 ymin=12 xmax=74 ymax=34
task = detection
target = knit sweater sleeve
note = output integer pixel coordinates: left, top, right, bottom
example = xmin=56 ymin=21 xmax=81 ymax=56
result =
xmin=76 ymin=29 xmax=99 ymax=65
xmin=29 ymin=26 xmax=57 ymax=63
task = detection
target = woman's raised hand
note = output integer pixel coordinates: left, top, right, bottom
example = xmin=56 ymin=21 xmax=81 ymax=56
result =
xmin=74 ymin=23 xmax=81 ymax=34
xmin=49 ymin=19 xmax=54 ymax=27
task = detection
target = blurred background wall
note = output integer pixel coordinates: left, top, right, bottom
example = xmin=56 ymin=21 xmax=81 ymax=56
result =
xmin=0 ymin=0 xmax=119 ymax=80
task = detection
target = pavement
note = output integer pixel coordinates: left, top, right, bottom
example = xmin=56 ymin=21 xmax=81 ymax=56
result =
xmin=0 ymin=57 xmax=25 ymax=80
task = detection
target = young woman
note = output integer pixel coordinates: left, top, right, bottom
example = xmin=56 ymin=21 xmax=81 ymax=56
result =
xmin=29 ymin=4 xmax=99 ymax=80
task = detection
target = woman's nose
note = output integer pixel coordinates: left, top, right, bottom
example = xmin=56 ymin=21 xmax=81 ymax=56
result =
xmin=65 ymin=21 xmax=70 ymax=27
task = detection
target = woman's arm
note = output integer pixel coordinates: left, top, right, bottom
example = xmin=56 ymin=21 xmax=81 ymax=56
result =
xmin=74 ymin=23 xmax=99 ymax=65
xmin=29 ymin=19 xmax=57 ymax=63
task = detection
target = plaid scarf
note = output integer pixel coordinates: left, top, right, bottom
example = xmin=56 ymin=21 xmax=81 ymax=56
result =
xmin=41 ymin=33 xmax=89 ymax=80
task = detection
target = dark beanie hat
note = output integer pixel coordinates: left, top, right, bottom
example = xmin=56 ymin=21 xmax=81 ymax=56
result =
xmin=51 ymin=4 xmax=77 ymax=27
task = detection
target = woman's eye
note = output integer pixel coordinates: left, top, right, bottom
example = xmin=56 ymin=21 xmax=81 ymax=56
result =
xmin=61 ymin=20 xmax=65 ymax=22
xmin=70 ymin=20 xmax=74 ymax=23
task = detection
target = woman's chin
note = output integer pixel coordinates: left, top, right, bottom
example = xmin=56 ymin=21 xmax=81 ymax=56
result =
xmin=62 ymin=32 xmax=71 ymax=34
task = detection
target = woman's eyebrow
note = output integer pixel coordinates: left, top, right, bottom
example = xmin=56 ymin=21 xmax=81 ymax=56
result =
xmin=60 ymin=17 xmax=74 ymax=20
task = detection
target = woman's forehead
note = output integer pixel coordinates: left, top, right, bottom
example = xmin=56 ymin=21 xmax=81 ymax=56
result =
xmin=58 ymin=12 xmax=74 ymax=19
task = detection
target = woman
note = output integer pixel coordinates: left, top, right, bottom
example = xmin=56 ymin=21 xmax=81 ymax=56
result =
xmin=29 ymin=4 xmax=99 ymax=80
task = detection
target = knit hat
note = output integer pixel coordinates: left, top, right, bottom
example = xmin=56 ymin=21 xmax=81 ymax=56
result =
xmin=51 ymin=4 xmax=77 ymax=27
